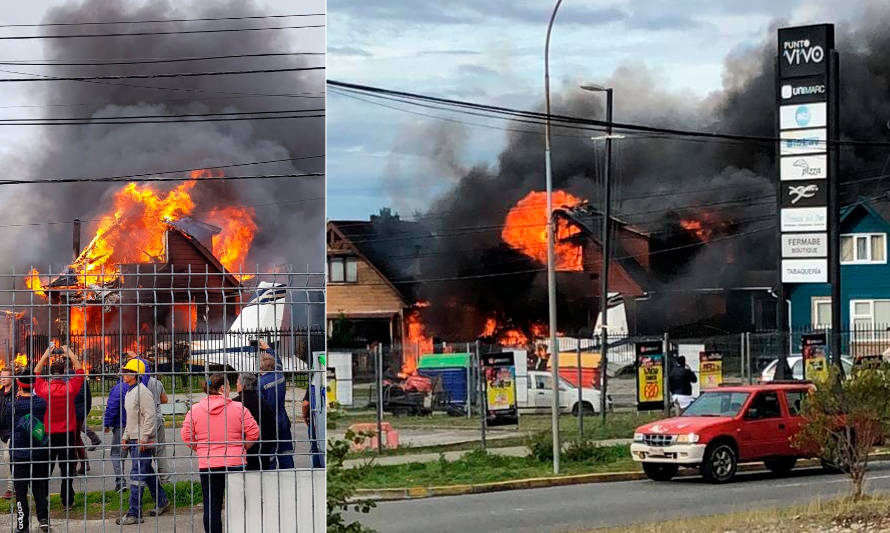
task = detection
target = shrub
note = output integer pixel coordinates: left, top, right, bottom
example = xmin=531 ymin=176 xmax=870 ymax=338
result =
xmin=793 ymin=364 xmax=890 ymax=500
xmin=327 ymin=430 xmax=377 ymax=533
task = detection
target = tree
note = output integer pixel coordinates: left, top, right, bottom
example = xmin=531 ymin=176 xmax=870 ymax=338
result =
xmin=327 ymin=430 xmax=377 ymax=533
xmin=793 ymin=364 xmax=890 ymax=500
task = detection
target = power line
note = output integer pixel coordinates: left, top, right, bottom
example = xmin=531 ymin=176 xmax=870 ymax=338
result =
xmin=328 ymin=79 xmax=890 ymax=149
xmin=0 ymin=108 xmax=323 ymax=123
xmin=0 ymin=52 xmax=323 ymax=66
xmin=0 ymin=67 xmax=323 ymax=101
xmin=0 ymin=172 xmax=324 ymax=187
xmin=0 ymin=196 xmax=327 ymax=231
xmin=0 ymin=114 xmax=324 ymax=126
xmin=0 ymin=66 xmax=323 ymax=83
xmin=0 ymin=13 xmax=324 ymax=28
xmin=0 ymin=155 xmax=324 ymax=184
xmin=0 ymin=24 xmax=325 ymax=41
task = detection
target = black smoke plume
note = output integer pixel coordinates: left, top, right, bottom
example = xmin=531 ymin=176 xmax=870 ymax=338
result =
xmin=397 ymin=12 xmax=890 ymax=338
xmin=1 ymin=0 xmax=323 ymax=272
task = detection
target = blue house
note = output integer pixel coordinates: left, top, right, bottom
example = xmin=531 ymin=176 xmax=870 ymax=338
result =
xmin=789 ymin=198 xmax=890 ymax=356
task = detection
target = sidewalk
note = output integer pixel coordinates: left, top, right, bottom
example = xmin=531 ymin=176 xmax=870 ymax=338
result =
xmin=344 ymin=438 xmax=632 ymax=468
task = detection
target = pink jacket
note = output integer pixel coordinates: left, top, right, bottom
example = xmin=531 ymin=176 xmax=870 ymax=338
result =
xmin=181 ymin=395 xmax=260 ymax=469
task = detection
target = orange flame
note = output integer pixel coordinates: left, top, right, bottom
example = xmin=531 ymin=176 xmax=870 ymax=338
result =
xmin=205 ymin=206 xmax=258 ymax=280
xmin=502 ymin=190 xmax=584 ymax=271
xmin=13 ymin=354 xmax=27 ymax=369
xmin=25 ymin=268 xmax=46 ymax=298
xmin=173 ymin=303 xmax=198 ymax=332
xmin=67 ymin=169 xmax=257 ymax=285
xmin=680 ymin=219 xmax=709 ymax=241
xmin=70 ymin=308 xmax=85 ymax=336
xmin=481 ymin=318 xmax=497 ymax=337
xmin=403 ymin=309 xmax=433 ymax=375
xmin=498 ymin=329 xmax=528 ymax=347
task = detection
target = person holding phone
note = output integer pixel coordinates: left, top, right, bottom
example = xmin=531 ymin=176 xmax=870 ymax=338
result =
xmin=33 ymin=346 xmax=84 ymax=511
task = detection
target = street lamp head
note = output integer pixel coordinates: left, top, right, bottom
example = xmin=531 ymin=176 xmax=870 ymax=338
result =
xmin=580 ymin=83 xmax=609 ymax=92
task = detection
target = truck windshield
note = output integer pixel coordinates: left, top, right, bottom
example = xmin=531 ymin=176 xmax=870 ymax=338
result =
xmin=682 ymin=391 xmax=750 ymax=417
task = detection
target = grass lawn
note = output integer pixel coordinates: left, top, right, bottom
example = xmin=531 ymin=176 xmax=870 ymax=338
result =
xmin=590 ymin=494 xmax=890 ymax=533
xmin=338 ymin=412 xmax=659 ymax=459
xmin=0 ymin=481 xmax=203 ymax=519
xmin=351 ymin=445 xmax=638 ymax=489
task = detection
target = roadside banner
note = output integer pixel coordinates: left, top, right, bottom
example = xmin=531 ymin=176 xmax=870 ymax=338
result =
xmin=326 ymin=367 xmax=337 ymax=406
xmin=699 ymin=351 xmax=724 ymax=389
xmin=636 ymin=341 xmax=665 ymax=411
xmin=481 ymin=352 xmax=518 ymax=425
xmin=310 ymin=351 xmax=326 ymax=469
xmin=801 ymin=332 xmax=829 ymax=382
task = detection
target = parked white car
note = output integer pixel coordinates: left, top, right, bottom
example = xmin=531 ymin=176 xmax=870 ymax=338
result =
xmin=760 ymin=355 xmax=853 ymax=382
xmin=523 ymin=370 xmax=610 ymax=414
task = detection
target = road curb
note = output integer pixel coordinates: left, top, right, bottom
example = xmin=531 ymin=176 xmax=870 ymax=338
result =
xmin=352 ymin=452 xmax=890 ymax=502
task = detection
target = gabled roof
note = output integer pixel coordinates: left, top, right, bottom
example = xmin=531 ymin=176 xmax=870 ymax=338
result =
xmin=327 ymin=217 xmax=432 ymax=303
xmin=840 ymin=196 xmax=890 ymax=227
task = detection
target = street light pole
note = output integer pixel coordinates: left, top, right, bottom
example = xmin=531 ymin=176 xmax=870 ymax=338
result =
xmin=580 ymin=83 xmax=613 ymax=423
xmin=544 ymin=0 xmax=564 ymax=476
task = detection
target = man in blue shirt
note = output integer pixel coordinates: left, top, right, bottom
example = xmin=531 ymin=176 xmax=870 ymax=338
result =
xmin=257 ymin=340 xmax=294 ymax=469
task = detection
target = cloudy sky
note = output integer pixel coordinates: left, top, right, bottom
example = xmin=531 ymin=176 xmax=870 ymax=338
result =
xmin=327 ymin=0 xmax=868 ymax=220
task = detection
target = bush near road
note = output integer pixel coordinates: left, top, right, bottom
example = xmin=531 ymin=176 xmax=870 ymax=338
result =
xmin=793 ymin=364 xmax=890 ymax=500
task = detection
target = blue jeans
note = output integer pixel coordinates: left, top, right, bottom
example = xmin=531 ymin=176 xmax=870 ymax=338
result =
xmin=127 ymin=445 xmax=168 ymax=517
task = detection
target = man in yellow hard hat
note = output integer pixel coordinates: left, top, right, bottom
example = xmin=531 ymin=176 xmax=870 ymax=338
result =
xmin=116 ymin=359 xmax=169 ymax=525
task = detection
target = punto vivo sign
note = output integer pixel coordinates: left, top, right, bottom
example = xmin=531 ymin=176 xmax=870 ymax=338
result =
xmin=777 ymin=24 xmax=836 ymax=284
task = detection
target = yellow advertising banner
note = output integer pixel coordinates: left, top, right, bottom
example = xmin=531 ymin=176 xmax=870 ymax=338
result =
xmin=802 ymin=332 xmax=829 ymax=382
xmin=487 ymin=367 xmax=516 ymax=411
xmin=699 ymin=351 xmax=723 ymax=389
xmin=637 ymin=359 xmax=664 ymax=404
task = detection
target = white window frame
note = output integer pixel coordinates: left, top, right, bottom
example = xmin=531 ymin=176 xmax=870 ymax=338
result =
xmin=849 ymin=299 xmax=890 ymax=342
xmin=840 ymin=233 xmax=887 ymax=265
xmin=811 ymin=297 xmax=831 ymax=330
xmin=327 ymin=256 xmax=358 ymax=284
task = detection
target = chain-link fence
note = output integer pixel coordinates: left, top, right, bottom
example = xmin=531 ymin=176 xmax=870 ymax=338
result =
xmin=0 ymin=266 xmax=325 ymax=532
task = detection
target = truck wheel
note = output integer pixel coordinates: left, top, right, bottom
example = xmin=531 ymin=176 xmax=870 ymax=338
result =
xmin=571 ymin=402 xmax=596 ymax=416
xmin=701 ymin=442 xmax=737 ymax=483
xmin=764 ymin=457 xmax=796 ymax=475
xmin=642 ymin=462 xmax=678 ymax=481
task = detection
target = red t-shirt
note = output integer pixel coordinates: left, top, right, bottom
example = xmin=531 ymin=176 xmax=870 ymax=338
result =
xmin=34 ymin=369 xmax=85 ymax=434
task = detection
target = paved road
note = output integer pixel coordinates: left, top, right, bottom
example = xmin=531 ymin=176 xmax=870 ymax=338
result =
xmin=353 ymin=462 xmax=890 ymax=533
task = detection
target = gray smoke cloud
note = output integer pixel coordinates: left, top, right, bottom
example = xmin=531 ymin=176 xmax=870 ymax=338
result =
xmin=1 ymin=0 xmax=324 ymax=273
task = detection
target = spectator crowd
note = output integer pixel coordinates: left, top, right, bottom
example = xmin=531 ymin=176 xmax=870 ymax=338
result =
xmin=0 ymin=340 xmax=301 ymax=533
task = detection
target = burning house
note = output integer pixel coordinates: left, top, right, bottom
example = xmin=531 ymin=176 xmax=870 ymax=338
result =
xmin=326 ymin=209 xmax=433 ymax=372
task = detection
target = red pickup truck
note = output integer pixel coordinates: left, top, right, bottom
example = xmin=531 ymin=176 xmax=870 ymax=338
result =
xmin=630 ymin=383 xmax=814 ymax=483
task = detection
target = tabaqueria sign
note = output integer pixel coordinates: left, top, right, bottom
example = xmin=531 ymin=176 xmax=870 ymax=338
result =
xmin=779 ymin=24 xmax=834 ymax=78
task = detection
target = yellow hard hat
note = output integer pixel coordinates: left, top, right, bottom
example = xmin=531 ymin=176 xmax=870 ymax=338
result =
xmin=122 ymin=358 xmax=145 ymax=375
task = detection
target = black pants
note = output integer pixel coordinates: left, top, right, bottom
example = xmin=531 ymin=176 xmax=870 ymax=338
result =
xmin=12 ymin=459 xmax=49 ymax=531
xmin=48 ymin=432 xmax=75 ymax=506
xmin=199 ymin=466 xmax=243 ymax=533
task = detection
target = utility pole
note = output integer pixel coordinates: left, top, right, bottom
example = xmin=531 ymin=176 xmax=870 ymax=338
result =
xmin=601 ymin=88 xmax=613 ymax=422
xmin=580 ymin=83 xmax=614 ymax=421
xmin=543 ymin=0 xmax=564 ymax=475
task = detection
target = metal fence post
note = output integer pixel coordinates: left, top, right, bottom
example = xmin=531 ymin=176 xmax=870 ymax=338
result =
xmin=476 ymin=340 xmax=486 ymax=450
xmin=576 ymin=339 xmax=583 ymax=438
xmin=746 ymin=332 xmax=753 ymax=385
xmin=466 ymin=342 xmax=471 ymax=418
xmin=663 ymin=332 xmax=671 ymax=418
xmin=376 ymin=342 xmax=384 ymax=454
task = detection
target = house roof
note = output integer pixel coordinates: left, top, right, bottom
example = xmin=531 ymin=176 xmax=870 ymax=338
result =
xmin=841 ymin=196 xmax=890 ymax=228
xmin=328 ymin=214 xmax=433 ymax=303
xmin=48 ymin=221 xmax=239 ymax=290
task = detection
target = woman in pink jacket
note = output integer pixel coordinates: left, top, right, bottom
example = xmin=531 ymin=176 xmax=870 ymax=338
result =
xmin=181 ymin=373 xmax=259 ymax=533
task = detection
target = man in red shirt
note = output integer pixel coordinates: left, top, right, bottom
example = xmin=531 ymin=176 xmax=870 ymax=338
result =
xmin=34 ymin=346 xmax=84 ymax=511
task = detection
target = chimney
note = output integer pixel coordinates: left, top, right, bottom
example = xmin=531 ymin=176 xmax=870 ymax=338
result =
xmin=73 ymin=218 xmax=81 ymax=261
